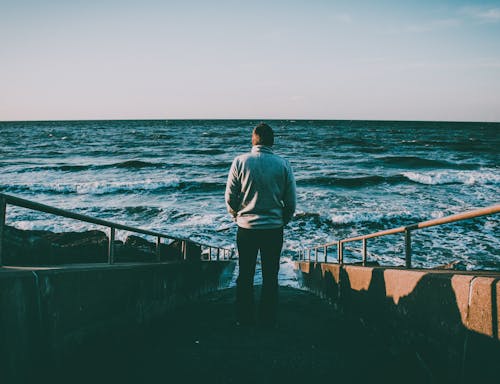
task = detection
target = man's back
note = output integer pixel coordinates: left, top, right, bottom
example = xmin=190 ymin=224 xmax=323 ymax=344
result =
xmin=225 ymin=145 xmax=296 ymax=229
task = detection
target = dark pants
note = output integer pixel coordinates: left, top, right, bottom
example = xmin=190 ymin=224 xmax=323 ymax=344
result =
xmin=236 ymin=226 xmax=284 ymax=325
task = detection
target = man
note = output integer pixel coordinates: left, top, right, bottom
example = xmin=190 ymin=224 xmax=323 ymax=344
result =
xmin=225 ymin=122 xmax=296 ymax=327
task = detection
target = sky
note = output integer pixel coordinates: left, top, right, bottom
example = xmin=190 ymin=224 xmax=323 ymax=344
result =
xmin=1 ymin=0 xmax=500 ymax=122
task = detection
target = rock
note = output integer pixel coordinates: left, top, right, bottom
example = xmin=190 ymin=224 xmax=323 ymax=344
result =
xmin=2 ymin=226 xmax=108 ymax=265
xmin=44 ymin=230 xmax=108 ymax=264
xmin=118 ymin=236 xmax=201 ymax=262
xmin=432 ymin=260 xmax=467 ymax=271
xmin=2 ymin=225 xmax=203 ymax=266
xmin=120 ymin=235 xmax=157 ymax=262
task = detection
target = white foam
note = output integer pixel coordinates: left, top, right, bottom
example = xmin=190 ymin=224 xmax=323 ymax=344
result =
xmin=177 ymin=213 xmax=221 ymax=227
xmin=329 ymin=210 xmax=413 ymax=224
xmin=403 ymin=170 xmax=500 ymax=185
xmin=7 ymin=178 xmax=181 ymax=195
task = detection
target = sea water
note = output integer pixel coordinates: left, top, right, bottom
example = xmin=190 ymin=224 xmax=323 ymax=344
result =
xmin=1 ymin=120 xmax=498 ymax=283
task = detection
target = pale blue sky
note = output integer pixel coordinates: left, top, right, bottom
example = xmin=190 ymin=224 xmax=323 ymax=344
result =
xmin=1 ymin=0 xmax=500 ymax=121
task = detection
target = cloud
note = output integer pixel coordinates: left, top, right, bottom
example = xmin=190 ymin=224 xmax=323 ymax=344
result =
xmin=460 ymin=6 xmax=500 ymax=23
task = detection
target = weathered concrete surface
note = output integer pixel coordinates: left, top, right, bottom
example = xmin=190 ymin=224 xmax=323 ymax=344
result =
xmin=0 ymin=270 xmax=41 ymax=383
xmin=294 ymin=261 xmax=500 ymax=382
xmin=0 ymin=260 xmax=235 ymax=383
xmin=44 ymin=287 xmax=433 ymax=384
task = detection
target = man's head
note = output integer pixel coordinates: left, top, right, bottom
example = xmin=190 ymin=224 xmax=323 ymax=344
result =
xmin=252 ymin=123 xmax=274 ymax=147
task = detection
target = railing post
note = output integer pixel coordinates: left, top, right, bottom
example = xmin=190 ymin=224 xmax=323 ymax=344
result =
xmin=208 ymin=247 xmax=211 ymax=261
xmin=217 ymin=248 xmax=220 ymax=261
xmin=315 ymin=248 xmax=318 ymax=262
xmin=362 ymin=238 xmax=367 ymax=266
xmin=108 ymin=227 xmax=115 ymax=264
xmin=182 ymin=240 xmax=187 ymax=260
xmin=156 ymin=236 xmax=161 ymax=262
xmin=0 ymin=196 xmax=6 ymax=267
xmin=338 ymin=241 xmax=343 ymax=264
xmin=405 ymin=229 xmax=412 ymax=268
xmin=324 ymin=246 xmax=327 ymax=262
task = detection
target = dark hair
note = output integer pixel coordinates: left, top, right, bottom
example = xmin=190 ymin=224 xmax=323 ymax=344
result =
xmin=252 ymin=123 xmax=274 ymax=146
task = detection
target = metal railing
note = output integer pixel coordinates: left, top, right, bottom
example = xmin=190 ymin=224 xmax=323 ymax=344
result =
xmin=297 ymin=204 xmax=500 ymax=268
xmin=0 ymin=193 xmax=233 ymax=266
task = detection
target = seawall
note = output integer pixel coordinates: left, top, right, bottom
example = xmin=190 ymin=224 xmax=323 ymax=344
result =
xmin=0 ymin=260 xmax=235 ymax=383
xmin=294 ymin=261 xmax=500 ymax=381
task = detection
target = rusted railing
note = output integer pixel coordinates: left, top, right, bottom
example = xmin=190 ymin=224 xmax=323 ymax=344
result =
xmin=297 ymin=204 xmax=500 ymax=268
xmin=0 ymin=193 xmax=233 ymax=266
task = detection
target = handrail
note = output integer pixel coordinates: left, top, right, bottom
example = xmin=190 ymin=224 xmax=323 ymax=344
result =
xmin=0 ymin=193 xmax=233 ymax=266
xmin=297 ymin=204 xmax=500 ymax=268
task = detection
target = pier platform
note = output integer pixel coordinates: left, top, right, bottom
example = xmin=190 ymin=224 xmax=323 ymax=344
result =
xmin=57 ymin=286 xmax=416 ymax=384
xmin=1 ymin=195 xmax=498 ymax=383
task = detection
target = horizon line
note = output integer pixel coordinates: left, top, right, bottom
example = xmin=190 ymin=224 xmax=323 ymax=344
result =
xmin=1 ymin=117 xmax=499 ymax=124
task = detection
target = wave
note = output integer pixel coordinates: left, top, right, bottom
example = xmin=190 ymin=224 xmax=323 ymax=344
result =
xmin=0 ymin=178 xmax=226 ymax=196
xmin=298 ymin=175 xmax=407 ymax=188
xmin=328 ymin=211 xmax=426 ymax=226
xmin=15 ymin=160 xmax=166 ymax=173
xmin=292 ymin=209 xmax=492 ymax=234
xmin=402 ymin=170 xmax=500 ymax=185
xmin=74 ymin=206 xmax=164 ymax=222
xmin=378 ymin=156 xmax=479 ymax=170
xmin=294 ymin=212 xmax=322 ymax=220
xmin=58 ymin=165 xmax=93 ymax=171
xmin=291 ymin=210 xmax=440 ymax=237
xmin=397 ymin=139 xmax=498 ymax=154
xmin=0 ymin=179 xmax=178 ymax=195
xmin=110 ymin=160 xmax=159 ymax=168
xmin=299 ymin=169 xmax=499 ymax=188
xmin=178 ymin=181 xmax=226 ymax=192
xmin=209 ymin=161 xmax=232 ymax=169
xmin=295 ymin=210 xmax=423 ymax=226
xmin=95 ymin=206 xmax=163 ymax=216
xmin=182 ymin=149 xmax=226 ymax=155
xmin=14 ymin=164 xmax=93 ymax=173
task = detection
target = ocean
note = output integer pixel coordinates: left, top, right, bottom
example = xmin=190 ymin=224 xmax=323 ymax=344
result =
xmin=0 ymin=120 xmax=499 ymax=281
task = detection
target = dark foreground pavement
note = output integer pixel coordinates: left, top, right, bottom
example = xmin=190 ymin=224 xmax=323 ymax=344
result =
xmin=58 ymin=286 xmax=426 ymax=384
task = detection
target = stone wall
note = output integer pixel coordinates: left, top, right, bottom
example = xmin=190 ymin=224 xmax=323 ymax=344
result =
xmin=294 ymin=261 xmax=500 ymax=382
xmin=0 ymin=260 xmax=235 ymax=383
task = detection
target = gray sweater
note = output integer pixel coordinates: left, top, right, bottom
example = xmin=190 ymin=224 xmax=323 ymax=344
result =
xmin=225 ymin=145 xmax=296 ymax=229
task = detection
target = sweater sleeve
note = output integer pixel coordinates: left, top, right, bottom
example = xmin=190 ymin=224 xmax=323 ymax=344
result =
xmin=225 ymin=158 xmax=241 ymax=218
xmin=282 ymin=161 xmax=297 ymax=225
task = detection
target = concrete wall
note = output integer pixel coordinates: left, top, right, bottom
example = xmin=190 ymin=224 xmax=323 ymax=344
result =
xmin=294 ymin=261 xmax=500 ymax=382
xmin=0 ymin=261 xmax=235 ymax=383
